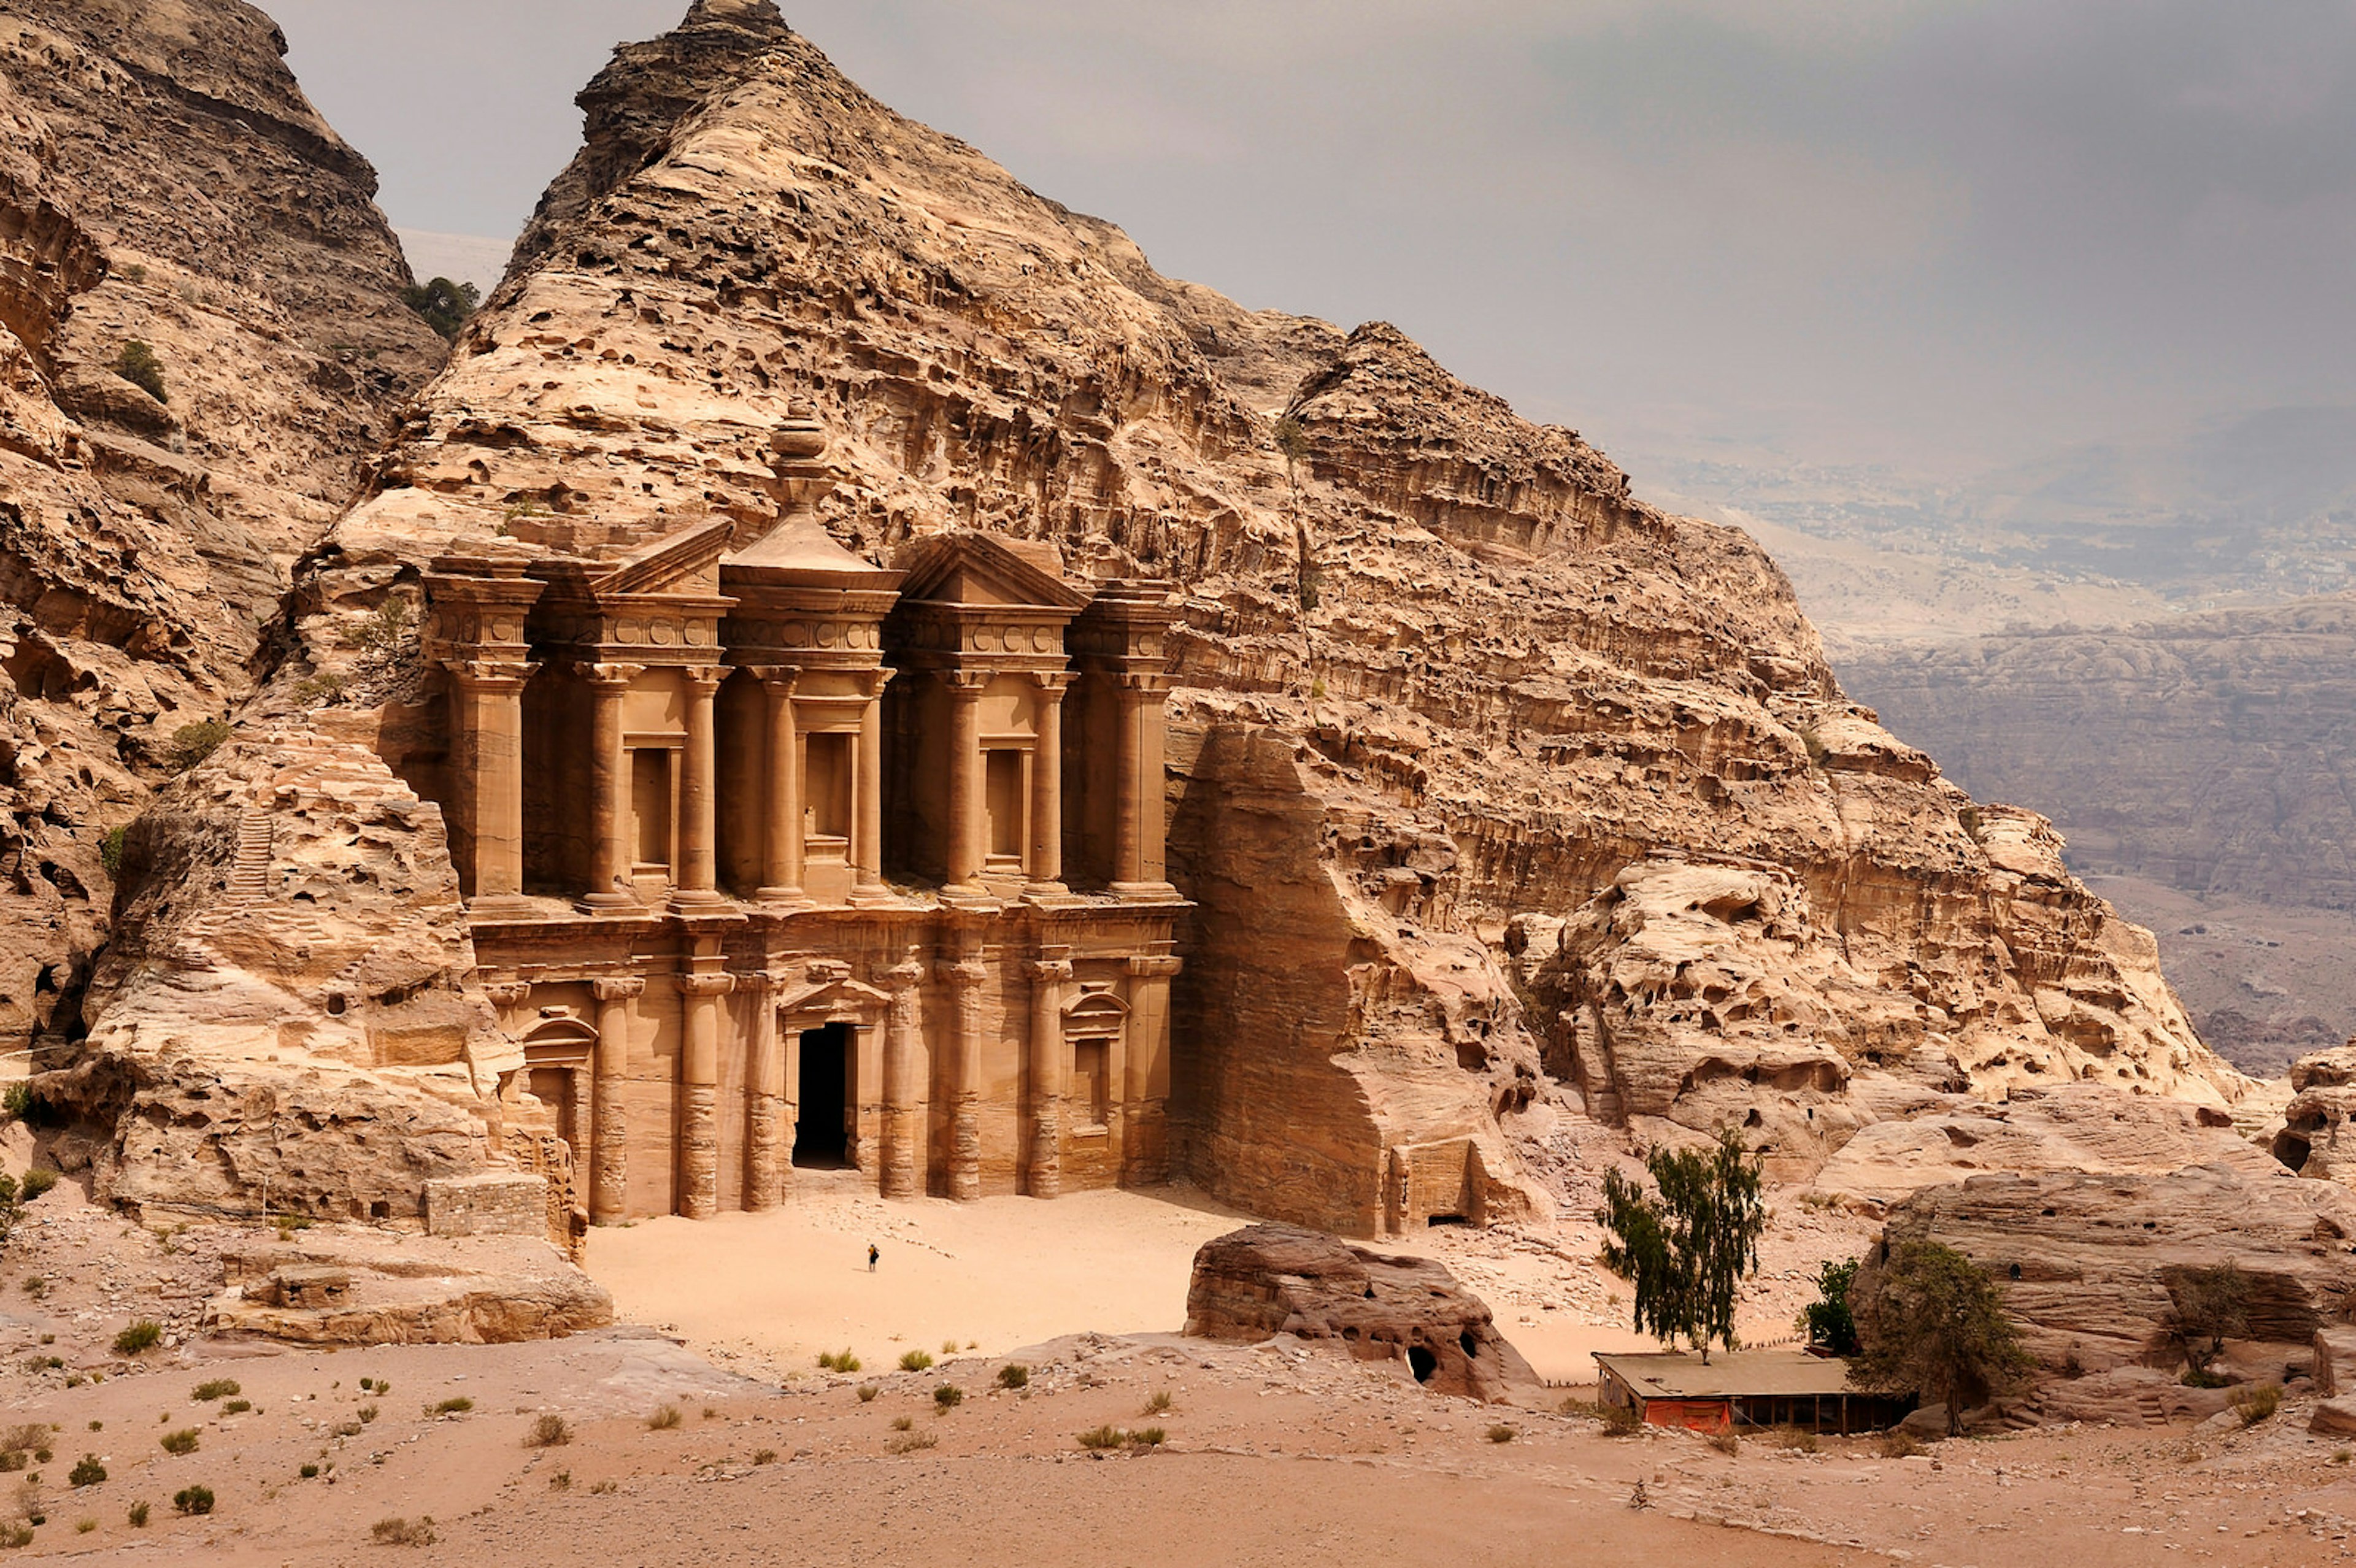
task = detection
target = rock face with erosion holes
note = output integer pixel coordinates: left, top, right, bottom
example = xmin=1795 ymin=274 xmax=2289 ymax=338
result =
xmin=1182 ymin=1223 xmax=1538 ymax=1402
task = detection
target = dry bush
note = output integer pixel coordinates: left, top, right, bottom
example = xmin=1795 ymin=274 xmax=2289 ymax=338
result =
xmin=1877 ymin=1429 xmax=1923 ymax=1459
xmin=887 ymin=1431 xmax=937 ymax=1455
xmin=526 ymin=1415 xmax=571 ymax=1448
xmin=645 ymin=1406 xmax=682 ymax=1431
xmin=371 ymin=1515 xmax=436 ymax=1546
xmin=1708 ymin=1429 xmax=1740 ymax=1456
xmin=2233 ymin=1383 xmax=2282 ymax=1427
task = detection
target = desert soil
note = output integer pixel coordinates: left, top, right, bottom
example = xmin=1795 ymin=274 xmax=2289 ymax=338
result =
xmin=3 ymin=1178 xmax=2354 ymax=1564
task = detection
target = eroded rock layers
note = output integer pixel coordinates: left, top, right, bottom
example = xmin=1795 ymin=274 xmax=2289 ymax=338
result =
xmin=85 ymin=0 xmax=2246 ymax=1232
xmin=0 ymin=0 xmax=444 ymax=1055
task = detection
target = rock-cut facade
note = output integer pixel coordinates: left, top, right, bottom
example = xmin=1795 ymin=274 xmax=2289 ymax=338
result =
xmin=409 ymin=417 xmax=1185 ymax=1221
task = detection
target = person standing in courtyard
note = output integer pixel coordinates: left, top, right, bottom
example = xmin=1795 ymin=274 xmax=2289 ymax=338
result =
xmin=868 ymin=1242 xmax=879 ymax=1273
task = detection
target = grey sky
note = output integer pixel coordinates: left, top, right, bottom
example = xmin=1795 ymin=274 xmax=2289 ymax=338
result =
xmin=272 ymin=1 xmax=2356 ymax=475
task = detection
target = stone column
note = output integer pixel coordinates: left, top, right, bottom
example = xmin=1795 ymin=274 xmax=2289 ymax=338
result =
xmin=566 ymin=1066 xmax=592 ymax=1173
xmin=1027 ymin=673 xmax=1070 ymax=895
xmin=742 ymin=974 xmax=785 ymax=1210
xmin=448 ymin=660 xmax=533 ymax=910
xmin=1123 ymin=955 xmax=1184 ymax=1185
xmin=579 ymin=663 xmax=643 ymax=911
xmin=878 ymin=959 xmax=927 ymax=1198
xmin=590 ymin=976 xmax=644 ymax=1224
xmin=944 ymin=670 xmax=988 ymax=891
xmin=1024 ymin=956 xmax=1072 ymax=1198
xmin=673 ymin=667 xmax=726 ymax=907
xmin=1112 ymin=675 xmax=1173 ymax=899
xmin=850 ymin=670 xmax=893 ymax=905
xmin=676 ymin=971 xmax=735 ymax=1217
xmin=754 ymin=671 xmax=805 ymax=904
xmin=939 ymin=954 xmax=988 ymax=1201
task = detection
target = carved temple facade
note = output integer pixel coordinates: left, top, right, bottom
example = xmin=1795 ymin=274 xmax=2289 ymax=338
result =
xmin=412 ymin=509 xmax=1185 ymax=1223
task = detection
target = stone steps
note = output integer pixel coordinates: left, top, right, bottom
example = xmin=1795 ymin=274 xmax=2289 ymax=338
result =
xmin=224 ymin=809 xmax=272 ymax=900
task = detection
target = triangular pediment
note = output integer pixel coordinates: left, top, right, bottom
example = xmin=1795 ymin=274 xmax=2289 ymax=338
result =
xmin=774 ymin=976 xmax=893 ymax=1017
xmin=723 ymin=518 xmax=903 ymax=590
xmin=590 ymin=518 xmax=735 ymax=599
xmin=895 ymin=531 xmax=1089 ymax=612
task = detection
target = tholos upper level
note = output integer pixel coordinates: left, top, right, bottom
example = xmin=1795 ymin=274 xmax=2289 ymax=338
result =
xmin=414 ymin=517 xmax=1179 ymax=917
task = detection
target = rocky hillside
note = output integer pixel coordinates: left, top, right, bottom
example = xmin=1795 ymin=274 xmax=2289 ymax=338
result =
xmin=0 ymin=0 xmax=445 ymax=1058
xmin=75 ymin=0 xmax=2249 ymax=1229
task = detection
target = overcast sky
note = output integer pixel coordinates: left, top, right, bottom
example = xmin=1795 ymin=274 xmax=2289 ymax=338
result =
xmin=271 ymin=1 xmax=2356 ymax=475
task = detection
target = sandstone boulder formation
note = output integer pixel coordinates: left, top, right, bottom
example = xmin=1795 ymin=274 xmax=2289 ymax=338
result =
xmin=1866 ymin=1164 xmax=2356 ymax=1378
xmin=0 ymin=0 xmax=445 ymax=1058
xmin=74 ymin=0 xmax=2246 ymax=1236
xmin=1182 ymin=1223 xmax=1536 ymax=1402
xmin=206 ymin=1228 xmax=614 ymax=1345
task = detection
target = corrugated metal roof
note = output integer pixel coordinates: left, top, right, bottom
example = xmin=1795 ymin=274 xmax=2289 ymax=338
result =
xmin=1592 ymin=1350 xmax=1855 ymax=1400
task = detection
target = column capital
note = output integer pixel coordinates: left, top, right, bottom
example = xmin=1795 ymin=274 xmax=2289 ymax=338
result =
xmin=942 ymin=668 xmax=993 ymax=694
xmin=855 ymin=667 xmax=896 ymax=699
xmin=574 ymin=661 xmax=645 ymax=688
xmin=680 ymin=664 xmax=727 ymax=697
xmin=1026 ymin=670 xmax=1076 ymax=695
xmin=746 ymin=665 xmax=801 ymax=694
xmin=591 ymin=976 xmax=647 ymax=1003
xmin=1025 ymin=958 xmax=1074 ymax=984
xmin=1115 ymin=672 xmax=1174 ymax=698
xmin=676 ymin=972 xmax=736 ymax=999
xmin=481 ymin=980 xmax=532 ymax=1007
xmin=445 ymin=658 xmax=534 ymax=692
xmin=1128 ymin=955 xmax=1185 ymax=979
xmin=877 ymin=958 xmax=927 ymax=993
xmin=937 ymin=958 xmax=990 ymax=989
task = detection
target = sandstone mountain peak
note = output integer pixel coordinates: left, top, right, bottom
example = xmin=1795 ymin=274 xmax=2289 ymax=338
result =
xmin=42 ymin=4 xmax=2257 ymax=1252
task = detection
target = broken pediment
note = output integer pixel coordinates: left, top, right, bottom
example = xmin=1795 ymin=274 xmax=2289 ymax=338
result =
xmin=895 ymin=530 xmax=1090 ymax=612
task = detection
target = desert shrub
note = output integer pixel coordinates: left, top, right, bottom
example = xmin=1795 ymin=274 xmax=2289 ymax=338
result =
xmin=358 ymin=1378 xmax=376 ymax=1392
xmin=160 ymin=720 xmax=229 ymax=774
xmin=855 ymin=1384 xmax=879 ymax=1403
xmin=223 ymin=1400 xmax=250 ymax=1415
xmin=898 ymin=1349 xmax=933 ymax=1372
xmin=2181 ymin=1367 xmax=2229 ymax=1389
xmin=547 ymin=1470 xmax=568 ymax=1490
xmin=1798 ymin=726 xmax=1828 ymax=768
xmin=99 ymin=826 xmax=128 ymax=878
xmin=0 ymin=1424 xmax=43 ymax=1455
xmin=67 ymin=1455 xmax=104 ymax=1488
xmin=352 ymin=596 xmax=414 ymax=657
xmin=1142 ymin=1389 xmax=1173 ymax=1416
xmin=171 ymin=1485 xmax=212 ymax=1515
xmin=331 ymin=1420 xmax=363 ymax=1439
xmin=1771 ymin=1425 xmax=1820 ymax=1454
xmin=1076 ymin=1425 xmax=1126 ymax=1450
xmin=816 ymin=1349 xmax=860 ymax=1373
xmin=1486 ymin=1424 xmax=1517 ymax=1443
xmin=299 ymin=1464 xmax=319 ymax=1479
xmin=996 ymin=1364 xmax=1029 ymax=1391
xmin=752 ymin=1448 xmax=777 ymax=1466
xmin=889 ymin=1415 xmax=913 ymax=1432
xmin=645 ymin=1405 xmax=681 ymax=1431
xmin=75 ymin=1517 xmax=94 ymax=1533
xmin=526 ymin=1415 xmax=571 ymax=1448
xmin=2333 ymin=1448 xmax=2353 ymax=1465
xmin=400 ymin=277 xmax=479 ymax=340
xmin=0 ymin=1525 xmax=28 ymax=1548
xmin=886 ymin=1431 xmax=937 ymax=1454
xmin=941 ymin=1339 xmax=959 ymax=1356
xmin=1798 ymin=1259 xmax=1861 ymax=1355
xmin=191 ymin=1380 xmax=240 ymax=1402
xmin=933 ymin=1384 xmax=962 ymax=1411
xmin=1850 ymin=1239 xmax=2033 ymax=1436
xmin=1600 ymin=1404 xmax=1641 ymax=1437
xmin=356 ymin=1405 xmax=377 ymax=1424
xmin=17 ymin=1169 xmax=55 ymax=1203
xmin=371 ymin=1515 xmax=436 ymax=1547
xmin=112 ymin=1318 xmax=162 ymax=1356
xmin=2233 ymin=1382 xmax=2282 ymax=1427
xmin=1876 ymin=1429 xmax=1923 ymax=1459
xmin=2160 ymin=1264 xmax=2252 ymax=1383
xmin=1708 ymin=1429 xmax=1740 ymax=1455
xmin=158 ymin=1429 xmax=198 ymax=1456
xmin=1133 ymin=1426 xmax=1167 ymax=1447
xmin=431 ymin=1397 xmax=472 ymax=1416
xmin=127 ymin=1500 xmax=149 ymax=1527
xmin=114 ymin=340 xmax=166 ymax=402
xmin=0 ymin=1084 xmax=28 ymax=1122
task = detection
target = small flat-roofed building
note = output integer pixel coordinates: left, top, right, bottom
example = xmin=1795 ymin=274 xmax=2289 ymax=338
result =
xmin=1592 ymin=1350 xmax=1913 ymax=1435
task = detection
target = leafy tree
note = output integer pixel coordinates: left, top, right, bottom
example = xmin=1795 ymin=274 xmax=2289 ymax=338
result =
xmin=401 ymin=276 xmax=480 ymax=341
xmin=1272 ymin=415 xmax=1319 ymax=615
xmin=114 ymin=340 xmax=166 ymax=402
xmin=1850 ymin=1237 xmax=2033 ymax=1435
xmin=1799 ymin=1258 xmax=1861 ymax=1355
xmin=1596 ymin=1126 xmax=1766 ymax=1363
xmin=2159 ymin=1262 xmax=2250 ymax=1384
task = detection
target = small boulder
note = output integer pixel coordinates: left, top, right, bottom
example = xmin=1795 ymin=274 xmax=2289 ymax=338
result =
xmin=2315 ymin=1327 xmax=2356 ymax=1397
xmin=2310 ymin=1397 xmax=2356 ymax=1437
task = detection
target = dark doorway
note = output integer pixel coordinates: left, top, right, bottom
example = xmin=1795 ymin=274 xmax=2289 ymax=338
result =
xmin=794 ymin=1023 xmax=851 ymax=1167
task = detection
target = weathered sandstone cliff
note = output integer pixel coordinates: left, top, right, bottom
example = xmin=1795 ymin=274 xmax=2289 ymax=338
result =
xmin=0 ymin=0 xmax=444 ymax=1059
xmin=80 ymin=0 xmax=2247 ymax=1234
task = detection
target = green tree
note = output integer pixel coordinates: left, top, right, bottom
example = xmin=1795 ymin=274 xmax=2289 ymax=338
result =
xmin=2158 ymin=1262 xmax=2250 ymax=1384
xmin=401 ymin=276 xmax=480 ymax=341
xmin=1799 ymin=1258 xmax=1861 ymax=1355
xmin=114 ymin=340 xmax=166 ymax=402
xmin=1596 ymin=1126 xmax=1766 ymax=1363
xmin=1849 ymin=1237 xmax=2033 ymax=1435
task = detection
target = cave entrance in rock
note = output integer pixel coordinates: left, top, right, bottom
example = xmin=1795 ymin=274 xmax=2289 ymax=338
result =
xmin=794 ymin=1023 xmax=852 ymax=1168
xmin=1407 ymin=1345 xmax=1437 ymax=1383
